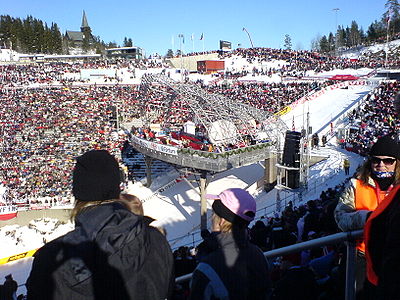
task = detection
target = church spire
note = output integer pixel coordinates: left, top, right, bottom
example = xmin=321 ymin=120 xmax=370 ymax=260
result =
xmin=81 ymin=10 xmax=89 ymax=31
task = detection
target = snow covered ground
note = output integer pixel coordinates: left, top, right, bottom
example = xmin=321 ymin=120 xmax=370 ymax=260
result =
xmin=0 ymin=73 xmax=374 ymax=295
xmin=341 ymin=39 xmax=400 ymax=59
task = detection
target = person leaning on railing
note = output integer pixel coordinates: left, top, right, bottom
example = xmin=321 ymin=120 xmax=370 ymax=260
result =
xmin=189 ymin=188 xmax=271 ymax=300
xmin=334 ymin=135 xmax=400 ymax=299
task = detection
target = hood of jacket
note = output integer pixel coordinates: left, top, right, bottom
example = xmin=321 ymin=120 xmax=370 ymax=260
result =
xmin=59 ymin=202 xmax=151 ymax=292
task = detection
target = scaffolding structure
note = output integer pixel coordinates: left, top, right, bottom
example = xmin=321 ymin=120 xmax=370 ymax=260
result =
xmin=128 ymin=74 xmax=290 ymax=230
xmin=139 ymin=74 xmax=288 ymax=150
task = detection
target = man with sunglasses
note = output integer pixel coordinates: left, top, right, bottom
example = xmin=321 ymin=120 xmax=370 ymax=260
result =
xmin=335 ymin=135 xmax=400 ymax=299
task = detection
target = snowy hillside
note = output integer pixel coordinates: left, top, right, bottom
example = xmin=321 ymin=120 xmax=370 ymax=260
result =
xmin=341 ymin=38 xmax=400 ymax=60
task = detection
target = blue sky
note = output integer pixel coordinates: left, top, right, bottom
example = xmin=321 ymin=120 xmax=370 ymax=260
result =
xmin=2 ymin=0 xmax=388 ymax=56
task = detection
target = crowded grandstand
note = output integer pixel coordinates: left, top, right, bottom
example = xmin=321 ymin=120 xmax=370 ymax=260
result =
xmin=1 ymin=16 xmax=400 ymax=298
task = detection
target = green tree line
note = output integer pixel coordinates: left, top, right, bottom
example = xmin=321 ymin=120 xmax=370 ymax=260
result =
xmin=315 ymin=0 xmax=400 ymax=53
xmin=0 ymin=15 xmax=63 ymax=54
xmin=0 ymin=15 xmax=122 ymax=55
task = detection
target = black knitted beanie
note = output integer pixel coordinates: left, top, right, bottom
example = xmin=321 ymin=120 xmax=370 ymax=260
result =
xmin=72 ymin=150 xmax=121 ymax=201
xmin=369 ymin=136 xmax=400 ymax=159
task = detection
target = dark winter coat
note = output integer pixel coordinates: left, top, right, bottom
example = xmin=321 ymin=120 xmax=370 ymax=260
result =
xmin=271 ymin=266 xmax=319 ymax=300
xmin=2 ymin=278 xmax=17 ymax=300
xmin=302 ymin=208 xmax=320 ymax=241
xmin=189 ymin=230 xmax=271 ymax=300
xmin=26 ymin=202 xmax=174 ymax=300
xmin=365 ymin=185 xmax=400 ymax=299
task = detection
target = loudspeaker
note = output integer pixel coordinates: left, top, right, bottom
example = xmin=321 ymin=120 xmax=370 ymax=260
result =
xmin=287 ymin=170 xmax=300 ymax=189
xmin=282 ymin=130 xmax=301 ymax=167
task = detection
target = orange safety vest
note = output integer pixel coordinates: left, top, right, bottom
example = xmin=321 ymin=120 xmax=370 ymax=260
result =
xmin=354 ymin=179 xmax=389 ymax=253
xmin=364 ymin=185 xmax=400 ymax=285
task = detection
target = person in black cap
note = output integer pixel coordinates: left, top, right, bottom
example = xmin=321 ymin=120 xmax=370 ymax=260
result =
xmin=3 ymin=274 xmax=17 ymax=300
xmin=26 ymin=150 xmax=174 ymax=300
xmin=189 ymin=188 xmax=271 ymax=300
xmin=364 ymin=93 xmax=400 ymax=299
xmin=335 ymin=135 xmax=400 ymax=299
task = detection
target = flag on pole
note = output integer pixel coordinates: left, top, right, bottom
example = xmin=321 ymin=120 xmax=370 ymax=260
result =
xmin=191 ymin=33 xmax=194 ymax=41
xmin=199 ymin=33 xmax=204 ymax=40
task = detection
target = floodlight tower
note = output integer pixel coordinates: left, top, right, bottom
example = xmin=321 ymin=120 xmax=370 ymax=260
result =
xmin=178 ymin=34 xmax=184 ymax=82
xmin=242 ymin=27 xmax=254 ymax=48
xmin=333 ymin=8 xmax=340 ymax=56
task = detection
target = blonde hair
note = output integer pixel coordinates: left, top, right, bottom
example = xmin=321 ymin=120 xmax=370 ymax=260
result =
xmin=119 ymin=194 xmax=144 ymax=215
xmin=70 ymin=194 xmax=143 ymax=222
xmin=212 ymin=213 xmax=233 ymax=233
xmin=70 ymin=199 xmax=116 ymax=222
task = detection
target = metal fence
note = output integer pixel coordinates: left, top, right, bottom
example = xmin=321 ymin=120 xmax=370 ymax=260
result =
xmin=175 ymin=229 xmax=363 ymax=300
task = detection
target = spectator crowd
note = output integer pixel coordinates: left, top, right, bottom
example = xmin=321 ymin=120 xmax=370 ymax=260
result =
xmin=341 ymin=81 xmax=400 ymax=155
xmin=0 ymin=44 xmax=400 ymax=299
xmin=0 ymin=48 xmax=395 ymax=209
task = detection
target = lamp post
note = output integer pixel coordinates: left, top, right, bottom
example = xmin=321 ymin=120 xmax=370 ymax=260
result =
xmin=242 ymin=27 xmax=254 ymax=48
xmin=178 ymin=34 xmax=184 ymax=82
xmin=333 ymin=8 xmax=340 ymax=56
xmin=385 ymin=10 xmax=391 ymax=70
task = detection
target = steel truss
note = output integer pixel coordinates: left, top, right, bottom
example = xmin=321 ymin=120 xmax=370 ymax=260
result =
xmin=140 ymin=74 xmax=288 ymax=150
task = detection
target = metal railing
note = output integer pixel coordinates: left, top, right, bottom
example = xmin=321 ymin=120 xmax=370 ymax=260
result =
xmin=175 ymin=229 xmax=363 ymax=300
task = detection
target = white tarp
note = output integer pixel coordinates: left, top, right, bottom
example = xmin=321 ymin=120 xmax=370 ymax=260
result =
xmin=208 ymin=120 xmax=238 ymax=145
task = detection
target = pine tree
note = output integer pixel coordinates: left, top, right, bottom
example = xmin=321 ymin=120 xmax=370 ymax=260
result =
xmin=165 ymin=49 xmax=174 ymax=58
xmin=384 ymin=0 xmax=400 ymax=36
xmin=32 ymin=18 xmax=45 ymax=53
xmin=345 ymin=26 xmax=351 ymax=47
xmin=12 ymin=18 xmax=23 ymax=52
xmin=359 ymin=27 xmax=366 ymax=44
xmin=22 ymin=16 xmax=34 ymax=53
xmin=123 ymin=37 xmax=133 ymax=47
xmin=50 ymin=23 xmax=62 ymax=54
xmin=349 ymin=21 xmax=361 ymax=47
xmin=328 ymin=33 xmax=335 ymax=52
xmin=319 ymin=35 xmax=329 ymax=53
xmin=283 ymin=34 xmax=292 ymax=50
xmin=336 ymin=26 xmax=346 ymax=49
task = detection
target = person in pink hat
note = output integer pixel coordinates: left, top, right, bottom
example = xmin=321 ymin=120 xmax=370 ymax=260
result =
xmin=189 ymin=188 xmax=271 ymax=300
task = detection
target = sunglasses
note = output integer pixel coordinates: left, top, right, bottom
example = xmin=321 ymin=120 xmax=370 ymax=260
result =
xmin=371 ymin=157 xmax=397 ymax=165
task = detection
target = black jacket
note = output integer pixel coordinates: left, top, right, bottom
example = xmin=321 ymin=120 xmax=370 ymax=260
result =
xmin=271 ymin=266 xmax=318 ymax=300
xmin=26 ymin=202 xmax=174 ymax=300
xmin=190 ymin=230 xmax=271 ymax=300
xmin=365 ymin=186 xmax=400 ymax=299
xmin=2 ymin=278 xmax=17 ymax=300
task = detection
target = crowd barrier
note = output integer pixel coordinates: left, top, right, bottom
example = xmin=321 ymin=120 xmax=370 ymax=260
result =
xmin=0 ymin=249 xmax=38 ymax=265
xmin=176 ymin=229 xmax=363 ymax=300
